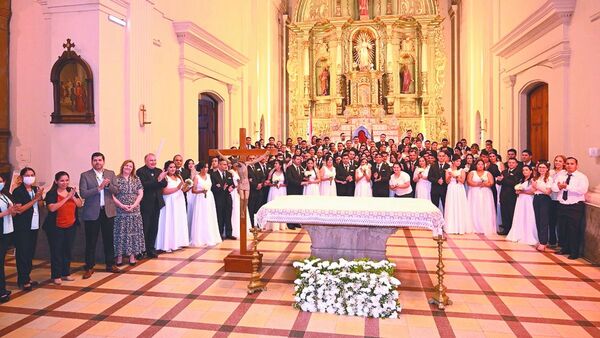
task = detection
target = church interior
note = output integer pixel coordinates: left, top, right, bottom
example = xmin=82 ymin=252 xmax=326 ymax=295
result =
xmin=0 ymin=0 xmax=599 ymax=337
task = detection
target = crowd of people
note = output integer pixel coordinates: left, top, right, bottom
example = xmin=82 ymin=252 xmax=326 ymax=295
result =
xmin=0 ymin=130 xmax=589 ymax=304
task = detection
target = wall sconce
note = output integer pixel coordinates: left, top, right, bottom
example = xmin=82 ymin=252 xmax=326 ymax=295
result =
xmin=139 ymin=104 xmax=151 ymax=127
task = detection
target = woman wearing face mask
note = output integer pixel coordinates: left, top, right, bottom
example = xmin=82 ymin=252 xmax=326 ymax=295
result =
xmin=12 ymin=167 xmax=44 ymax=291
xmin=0 ymin=174 xmax=18 ymax=302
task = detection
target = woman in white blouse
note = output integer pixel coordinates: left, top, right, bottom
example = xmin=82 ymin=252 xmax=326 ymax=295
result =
xmin=549 ymin=155 xmax=566 ymax=248
xmin=533 ymin=161 xmax=553 ymax=252
xmin=390 ymin=163 xmax=412 ymax=198
xmin=0 ymin=175 xmax=17 ymax=303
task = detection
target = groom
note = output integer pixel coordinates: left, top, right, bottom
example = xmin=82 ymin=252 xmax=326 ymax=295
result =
xmin=285 ymin=155 xmax=304 ymax=229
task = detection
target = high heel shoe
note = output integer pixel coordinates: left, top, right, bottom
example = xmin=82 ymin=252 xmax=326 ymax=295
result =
xmin=52 ymin=278 xmax=62 ymax=285
xmin=0 ymin=290 xmax=11 ymax=303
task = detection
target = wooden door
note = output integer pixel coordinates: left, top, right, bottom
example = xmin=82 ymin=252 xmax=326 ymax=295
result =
xmin=527 ymin=83 xmax=548 ymax=161
xmin=198 ymin=94 xmax=218 ymax=163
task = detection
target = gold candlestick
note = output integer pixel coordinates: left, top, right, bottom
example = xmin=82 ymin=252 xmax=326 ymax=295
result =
xmin=247 ymin=227 xmax=267 ymax=294
xmin=428 ymin=234 xmax=451 ymax=310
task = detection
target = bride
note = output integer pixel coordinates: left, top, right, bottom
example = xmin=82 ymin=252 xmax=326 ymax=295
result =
xmin=354 ymin=158 xmax=372 ymax=197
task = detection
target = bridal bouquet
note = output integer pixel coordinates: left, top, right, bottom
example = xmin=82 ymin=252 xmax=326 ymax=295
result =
xmin=415 ymin=167 xmax=425 ymax=175
xmin=201 ymin=182 xmax=211 ymax=198
xmin=273 ymin=179 xmax=280 ymax=188
xmin=293 ymin=258 xmax=401 ymax=319
xmin=480 ymin=174 xmax=488 ymax=182
xmin=184 ymin=178 xmax=194 ymax=187
xmin=514 ymin=183 xmax=524 ymax=191
xmin=451 ymin=169 xmax=461 ymax=177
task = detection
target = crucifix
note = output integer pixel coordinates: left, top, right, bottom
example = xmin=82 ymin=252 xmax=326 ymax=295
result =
xmin=209 ymin=128 xmax=277 ymax=273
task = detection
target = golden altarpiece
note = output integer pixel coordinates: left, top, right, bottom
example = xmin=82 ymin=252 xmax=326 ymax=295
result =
xmin=287 ymin=0 xmax=448 ymax=141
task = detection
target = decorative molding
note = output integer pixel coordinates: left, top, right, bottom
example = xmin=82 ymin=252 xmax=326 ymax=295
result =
xmin=173 ymin=21 xmax=249 ymax=69
xmin=491 ymin=0 xmax=575 ymax=58
xmin=39 ymin=0 xmax=128 ymax=17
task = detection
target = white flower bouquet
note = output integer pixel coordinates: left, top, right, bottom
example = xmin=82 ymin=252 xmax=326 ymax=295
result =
xmin=184 ymin=178 xmax=194 ymax=187
xmin=451 ymin=169 xmax=461 ymax=177
xmin=292 ymin=257 xmax=402 ymax=318
xmin=480 ymin=174 xmax=488 ymax=182
xmin=201 ymin=182 xmax=211 ymax=198
xmin=514 ymin=183 xmax=524 ymax=191
xmin=415 ymin=167 xmax=425 ymax=175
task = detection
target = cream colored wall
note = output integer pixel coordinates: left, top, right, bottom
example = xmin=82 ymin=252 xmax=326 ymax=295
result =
xmin=9 ymin=0 xmax=282 ymax=185
xmin=459 ymin=0 xmax=600 ymax=189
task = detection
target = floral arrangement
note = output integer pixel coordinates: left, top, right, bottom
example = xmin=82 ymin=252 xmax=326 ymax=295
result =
xmin=451 ymin=169 xmax=461 ymax=177
xmin=514 ymin=183 xmax=524 ymax=191
xmin=292 ymin=257 xmax=401 ymax=318
xmin=184 ymin=178 xmax=194 ymax=187
xmin=200 ymin=182 xmax=211 ymax=198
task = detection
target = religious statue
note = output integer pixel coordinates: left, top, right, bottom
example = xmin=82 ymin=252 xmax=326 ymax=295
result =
xmin=400 ymin=64 xmax=413 ymax=93
xmin=354 ymin=32 xmax=373 ymax=71
xmin=358 ymin=0 xmax=369 ymax=17
xmin=319 ymin=66 xmax=330 ymax=96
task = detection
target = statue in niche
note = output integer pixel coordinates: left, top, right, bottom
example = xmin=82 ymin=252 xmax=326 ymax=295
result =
xmin=354 ymin=31 xmax=374 ymax=71
xmin=400 ymin=63 xmax=413 ymax=93
xmin=319 ymin=66 xmax=330 ymax=96
xmin=358 ymin=0 xmax=369 ymax=17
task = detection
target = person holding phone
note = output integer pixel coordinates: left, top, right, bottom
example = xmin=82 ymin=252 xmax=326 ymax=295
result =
xmin=43 ymin=171 xmax=82 ymax=285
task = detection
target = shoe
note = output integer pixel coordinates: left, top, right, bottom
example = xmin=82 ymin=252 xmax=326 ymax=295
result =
xmin=106 ymin=266 xmax=121 ymax=273
xmin=136 ymin=253 xmax=145 ymax=260
xmin=0 ymin=291 xmax=10 ymax=303
xmin=227 ymin=236 xmax=237 ymax=240
xmin=52 ymin=278 xmax=62 ymax=285
xmin=287 ymin=225 xmax=296 ymax=230
xmin=295 ymin=224 xmax=302 ymax=229
xmin=82 ymin=269 xmax=94 ymax=279
xmin=555 ymin=250 xmax=570 ymax=256
xmin=129 ymin=261 xmax=137 ymax=266
xmin=62 ymin=276 xmax=75 ymax=281
xmin=567 ymin=255 xmax=579 ymax=260
xmin=497 ymin=231 xmax=508 ymax=236
xmin=116 ymin=262 xmax=124 ymax=267
xmin=147 ymin=252 xmax=158 ymax=259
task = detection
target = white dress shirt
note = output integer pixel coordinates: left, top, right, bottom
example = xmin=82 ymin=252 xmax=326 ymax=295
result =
xmin=94 ymin=169 xmax=105 ymax=207
xmin=534 ymin=177 xmax=554 ymax=195
xmin=552 ymin=170 xmax=589 ymax=204
xmin=0 ymin=194 xmax=14 ymax=234
xmin=29 ymin=190 xmax=39 ymax=230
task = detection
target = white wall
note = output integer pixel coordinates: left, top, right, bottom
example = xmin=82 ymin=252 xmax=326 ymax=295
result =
xmin=459 ymin=0 xmax=600 ymax=189
xmin=9 ymin=0 xmax=282 ymax=185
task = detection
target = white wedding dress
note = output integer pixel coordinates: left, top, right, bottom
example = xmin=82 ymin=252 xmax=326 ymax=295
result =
xmin=320 ymin=166 xmax=337 ymax=196
xmin=507 ymin=181 xmax=538 ymax=245
xmin=265 ymin=171 xmax=287 ymax=231
xmin=189 ymin=174 xmax=222 ymax=247
xmin=444 ymin=169 xmax=474 ymax=234
xmin=156 ymin=176 xmax=190 ymax=251
xmin=467 ymin=171 xmax=497 ymax=235
xmin=354 ymin=166 xmax=372 ymax=197
xmin=303 ymin=169 xmax=321 ymax=196
xmin=413 ymin=166 xmax=432 ymax=201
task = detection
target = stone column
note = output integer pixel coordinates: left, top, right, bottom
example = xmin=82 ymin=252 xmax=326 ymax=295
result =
xmin=0 ymin=0 xmax=10 ymax=174
xmin=449 ymin=0 xmax=460 ymax=143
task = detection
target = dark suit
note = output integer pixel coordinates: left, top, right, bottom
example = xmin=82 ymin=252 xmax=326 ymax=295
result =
xmin=79 ymin=169 xmax=118 ymax=270
xmin=487 ymin=163 xmax=501 ymax=207
xmin=375 ymin=141 xmax=389 ymax=149
xmin=211 ymin=170 xmax=235 ymax=237
xmin=285 ymin=164 xmax=304 ymax=228
xmin=137 ymin=165 xmax=168 ymax=255
xmin=335 ymin=163 xmax=356 ymax=196
xmin=498 ymin=168 xmax=522 ymax=234
xmin=12 ymin=185 xmax=40 ymax=286
xmin=428 ymin=162 xmax=450 ymax=209
xmin=372 ymin=162 xmax=391 ymax=197
xmin=402 ymin=159 xmax=417 ymax=197
xmin=256 ymin=162 xmax=271 ymax=206
xmin=248 ymin=164 xmax=266 ymax=226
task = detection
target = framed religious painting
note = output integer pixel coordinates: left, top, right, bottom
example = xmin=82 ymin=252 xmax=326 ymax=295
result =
xmin=50 ymin=39 xmax=95 ymax=124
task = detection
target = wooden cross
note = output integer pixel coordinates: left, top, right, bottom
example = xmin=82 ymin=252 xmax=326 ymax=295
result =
xmin=63 ymin=38 xmax=75 ymax=51
xmin=209 ymin=128 xmax=277 ymax=273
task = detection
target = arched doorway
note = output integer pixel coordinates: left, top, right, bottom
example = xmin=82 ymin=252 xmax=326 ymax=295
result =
xmin=527 ymin=83 xmax=549 ymax=161
xmin=198 ymin=93 xmax=219 ymax=163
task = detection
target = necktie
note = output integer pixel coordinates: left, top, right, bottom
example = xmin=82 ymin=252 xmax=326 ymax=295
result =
xmin=562 ymin=174 xmax=572 ymax=201
xmin=345 ymin=165 xmax=349 ymax=172
xmin=296 ymin=166 xmax=301 ymax=176
xmin=439 ymin=164 xmax=443 ymax=170
xmin=222 ymin=171 xmax=225 ymax=180
xmin=377 ymin=164 xmax=381 ymax=171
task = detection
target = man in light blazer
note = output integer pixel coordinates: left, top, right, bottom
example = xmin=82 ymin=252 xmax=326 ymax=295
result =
xmin=79 ymin=152 xmax=119 ymax=279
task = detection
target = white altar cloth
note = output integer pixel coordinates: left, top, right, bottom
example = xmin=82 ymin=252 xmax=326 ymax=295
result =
xmin=255 ymin=195 xmax=445 ymax=236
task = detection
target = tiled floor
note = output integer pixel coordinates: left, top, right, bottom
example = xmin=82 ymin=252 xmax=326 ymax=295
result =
xmin=1 ymin=229 xmax=599 ymax=337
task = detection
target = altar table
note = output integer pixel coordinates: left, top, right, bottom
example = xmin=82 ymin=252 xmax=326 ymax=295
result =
xmin=255 ymin=195 xmax=445 ymax=260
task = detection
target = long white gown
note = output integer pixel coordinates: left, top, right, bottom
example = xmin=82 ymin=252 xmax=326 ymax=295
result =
xmin=444 ymin=169 xmax=474 ymax=234
xmin=303 ymin=168 xmax=320 ymax=196
xmin=265 ymin=171 xmax=287 ymax=231
xmin=320 ymin=166 xmax=337 ymax=196
xmin=467 ymin=171 xmax=497 ymax=235
xmin=413 ymin=166 xmax=432 ymax=201
xmin=189 ymin=174 xmax=222 ymax=247
xmin=354 ymin=166 xmax=372 ymax=197
xmin=156 ymin=176 xmax=190 ymax=251
xmin=230 ymin=170 xmax=252 ymax=238
xmin=507 ymin=181 xmax=538 ymax=245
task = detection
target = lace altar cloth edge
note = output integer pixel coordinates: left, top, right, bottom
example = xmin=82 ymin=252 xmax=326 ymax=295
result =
xmin=255 ymin=195 xmax=445 ymax=235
